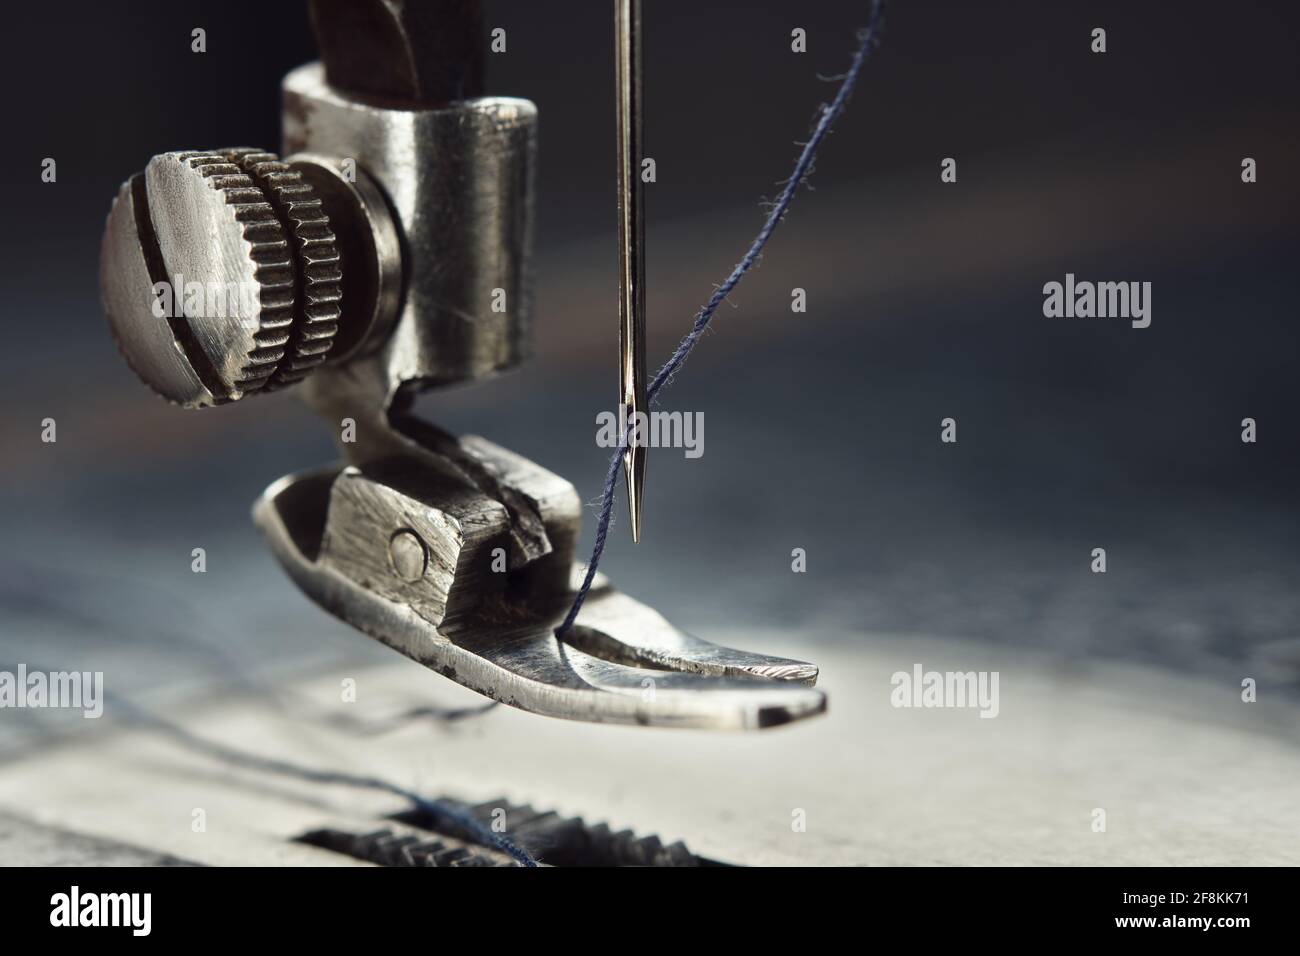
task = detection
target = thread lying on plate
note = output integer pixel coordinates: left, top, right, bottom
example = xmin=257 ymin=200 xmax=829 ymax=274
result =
xmin=1 ymin=658 xmax=537 ymax=868
xmin=108 ymin=693 xmax=538 ymax=866
xmin=556 ymin=0 xmax=887 ymax=638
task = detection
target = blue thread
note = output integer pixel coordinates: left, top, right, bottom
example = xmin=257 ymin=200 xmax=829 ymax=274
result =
xmin=135 ymin=700 xmax=538 ymax=866
xmin=556 ymin=1 xmax=886 ymax=638
xmin=45 ymin=676 xmax=540 ymax=867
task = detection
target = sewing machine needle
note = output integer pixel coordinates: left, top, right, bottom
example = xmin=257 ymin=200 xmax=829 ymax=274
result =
xmin=616 ymin=0 xmax=647 ymax=542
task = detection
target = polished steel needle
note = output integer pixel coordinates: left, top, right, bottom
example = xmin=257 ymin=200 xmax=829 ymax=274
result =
xmin=615 ymin=0 xmax=647 ymax=542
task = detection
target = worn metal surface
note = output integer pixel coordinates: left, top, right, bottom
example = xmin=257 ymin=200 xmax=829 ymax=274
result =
xmin=253 ymin=437 xmax=825 ymax=730
xmin=284 ymin=63 xmax=537 ymax=411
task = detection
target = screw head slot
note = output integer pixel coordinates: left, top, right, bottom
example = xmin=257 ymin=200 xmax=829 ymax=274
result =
xmin=99 ymin=148 xmax=353 ymax=408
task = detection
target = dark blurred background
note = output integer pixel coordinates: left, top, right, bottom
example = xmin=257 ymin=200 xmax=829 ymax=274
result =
xmin=1 ymin=0 xmax=1298 ymax=719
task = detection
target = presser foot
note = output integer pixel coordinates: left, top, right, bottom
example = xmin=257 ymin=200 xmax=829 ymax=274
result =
xmin=252 ymin=437 xmax=826 ymax=731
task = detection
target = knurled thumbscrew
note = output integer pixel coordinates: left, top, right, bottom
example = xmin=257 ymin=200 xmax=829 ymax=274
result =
xmin=100 ymin=148 xmax=387 ymax=408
